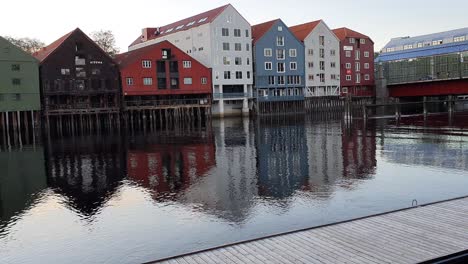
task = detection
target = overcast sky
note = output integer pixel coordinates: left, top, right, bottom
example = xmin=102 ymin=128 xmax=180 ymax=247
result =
xmin=1 ymin=0 xmax=467 ymax=53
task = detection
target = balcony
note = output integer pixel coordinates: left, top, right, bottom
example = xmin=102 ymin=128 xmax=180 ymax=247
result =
xmin=213 ymin=93 xmax=250 ymax=99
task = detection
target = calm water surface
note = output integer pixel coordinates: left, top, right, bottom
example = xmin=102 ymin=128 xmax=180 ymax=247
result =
xmin=1 ymin=116 xmax=468 ymax=264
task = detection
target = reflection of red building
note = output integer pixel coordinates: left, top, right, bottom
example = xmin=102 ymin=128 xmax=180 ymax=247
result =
xmin=127 ymin=140 xmax=216 ymax=194
xmin=342 ymin=121 xmax=377 ymax=178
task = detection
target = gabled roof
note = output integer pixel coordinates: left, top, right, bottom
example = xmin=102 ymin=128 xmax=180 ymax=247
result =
xmin=129 ymin=4 xmax=231 ymax=47
xmin=0 ymin=36 xmax=39 ymax=62
xmin=33 ymin=29 xmax=76 ymax=62
xmin=332 ymin=27 xmax=373 ymax=43
xmin=252 ymin=19 xmax=280 ymax=45
xmin=115 ymin=40 xmax=172 ymax=68
xmin=289 ymin=20 xmax=322 ymax=41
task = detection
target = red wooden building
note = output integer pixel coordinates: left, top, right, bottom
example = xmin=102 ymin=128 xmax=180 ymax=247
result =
xmin=333 ymin=28 xmax=375 ymax=97
xmin=115 ymin=41 xmax=212 ymax=112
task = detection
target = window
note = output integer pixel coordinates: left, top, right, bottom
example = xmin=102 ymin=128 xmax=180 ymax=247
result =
xmin=319 ymin=48 xmax=325 ymax=58
xmin=364 ymin=63 xmax=370 ymax=69
xmin=11 ymin=64 xmax=20 ymax=71
xmin=330 ymin=49 xmax=336 ymax=56
xmin=222 ymin=28 xmax=229 ymax=36
xmin=320 ymin=61 xmax=325 ymax=71
xmin=346 ymin=63 xmax=351 ymax=69
xmin=126 ymin=77 xmax=134 ymax=85
xmin=268 ymin=76 xmax=275 ymax=85
xmin=278 ymin=26 xmax=283 ymax=31
xmin=247 ymin=71 xmax=251 ymax=79
xmin=355 ymin=50 xmax=360 ymax=60
xmin=403 ymin=44 xmax=413 ymax=50
xmin=277 ymin=76 xmax=285 ymax=85
xmin=277 ymin=62 xmax=285 ymax=73
xmin=76 ymin=67 xmax=86 ymax=78
xmin=276 ymin=49 xmax=285 ymax=60
xmin=61 ymin=68 xmax=70 ymax=75
xmin=331 ymin=62 xmax=336 ymax=68
xmin=308 ymin=49 xmax=313 ymax=56
xmin=198 ymin=17 xmax=207 ymax=23
xmin=308 ymin=74 xmax=314 ymax=81
xmin=143 ymin=77 xmax=153 ymax=85
xmin=319 ymin=36 xmax=325 ymax=46
xmin=417 ymin=43 xmax=423 ymax=48
xmin=365 ymin=74 xmax=370 ymax=81
xmin=224 ymin=71 xmax=231 ymax=79
xmin=432 ymin=40 xmax=443 ymax=45
xmin=264 ymin=48 xmax=272 ymax=57
xmin=235 ymin=43 xmax=241 ymax=51
xmin=364 ymin=51 xmax=370 ymax=57
xmin=290 ymin=62 xmax=297 ymax=70
xmin=246 ymin=44 xmax=250 ymax=51
xmin=142 ymin=60 xmax=152 ymax=68
xmin=263 ymin=62 xmax=272 ymax=71
xmin=162 ymin=49 xmax=170 ymax=59
xmin=360 ymin=39 xmax=366 ymax=44
xmin=319 ymin=73 xmax=325 ymax=83
xmin=223 ymin=43 xmax=230 ymax=51
xmin=346 ymin=50 xmax=351 ymax=57
xmin=12 ymin=78 xmax=21 ymax=85
xmin=308 ymin=62 xmax=314 ymax=68
xmin=223 ymin=57 xmax=230 ymax=65
xmin=246 ymin=30 xmax=249 ymax=37
xmin=331 ymin=74 xmax=337 ymax=80
xmin=277 ymin=36 xmax=284 ymax=46
xmin=201 ymin=77 xmax=207 ymax=84
xmin=233 ymin=57 xmax=241 ymax=65
xmin=187 ymin=21 xmax=195 ymax=26
xmin=158 ymin=78 xmax=167 ymax=89
xmin=75 ymin=55 xmax=86 ymax=65
xmin=183 ymin=61 xmax=192 ymax=68
xmin=356 ymin=74 xmax=361 ymax=83
xmin=386 ymin=47 xmax=395 ymax=52
xmin=183 ymin=78 xmax=193 ymax=85
xmin=234 ymin=29 xmax=241 ymax=37
xmin=346 ymin=75 xmax=352 ymax=81
xmin=350 ymin=38 xmax=355 ymax=44
xmin=454 ymin=36 xmax=466 ymax=42
xmin=235 ymin=71 xmax=242 ymax=79
xmin=91 ymin=68 xmax=101 ymax=75
xmin=247 ymin=58 xmax=250 ymax=65
xmin=176 ymin=25 xmax=184 ymax=30
xmin=289 ymin=49 xmax=297 ymax=57
xmin=355 ymin=62 xmax=360 ymax=72
xmin=170 ymin=78 xmax=179 ymax=89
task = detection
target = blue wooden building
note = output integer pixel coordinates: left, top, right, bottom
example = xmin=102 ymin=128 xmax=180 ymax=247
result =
xmin=252 ymin=19 xmax=305 ymax=114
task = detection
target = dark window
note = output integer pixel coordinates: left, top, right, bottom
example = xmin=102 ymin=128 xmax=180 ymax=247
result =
xmin=162 ymin=49 xmax=171 ymax=59
xmin=170 ymin=78 xmax=179 ymax=89
xmin=157 ymin=61 xmax=166 ymax=73
xmin=11 ymin=64 xmax=20 ymax=71
xmin=169 ymin=61 xmax=178 ymax=73
xmin=92 ymin=68 xmax=101 ymax=75
xmin=76 ymin=67 xmax=86 ymax=78
xmin=12 ymin=78 xmax=21 ymax=85
xmin=75 ymin=80 xmax=85 ymax=90
xmin=75 ymin=42 xmax=83 ymax=52
xmin=158 ymin=78 xmax=167 ymax=89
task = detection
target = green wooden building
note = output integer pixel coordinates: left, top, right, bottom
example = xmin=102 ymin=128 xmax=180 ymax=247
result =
xmin=0 ymin=36 xmax=41 ymax=131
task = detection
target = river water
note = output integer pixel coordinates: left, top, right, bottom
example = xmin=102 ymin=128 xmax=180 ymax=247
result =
xmin=1 ymin=115 xmax=468 ymax=264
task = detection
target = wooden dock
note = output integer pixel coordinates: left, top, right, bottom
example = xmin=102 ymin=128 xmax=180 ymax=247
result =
xmin=149 ymin=196 xmax=468 ymax=264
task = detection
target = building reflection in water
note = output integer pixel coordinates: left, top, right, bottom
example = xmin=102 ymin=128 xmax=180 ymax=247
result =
xmin=44 ymin=135 xmax=126 ymax=218
xmin=127 ymin=129 xmax=216 ymax=199
xmin=0 ymin=146 xmax=47 ymax=225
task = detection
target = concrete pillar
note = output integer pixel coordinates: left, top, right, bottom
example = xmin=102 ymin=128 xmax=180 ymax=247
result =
xmin=242 ymin=99 xmax=249 ymax=117
xmin=218 ymin=100 xmax=225 ymax=118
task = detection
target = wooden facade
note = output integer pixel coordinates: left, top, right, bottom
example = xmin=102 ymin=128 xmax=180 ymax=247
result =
xmin=116 ymin=40 xmax=212 ymax=129
xmin=33 ymin=28 xmax=121 ymax=133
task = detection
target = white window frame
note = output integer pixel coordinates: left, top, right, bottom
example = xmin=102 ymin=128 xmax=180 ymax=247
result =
xmin=289 ymin=49 xmax=297 ymax=57
xmin=265 ymin=62 xmax=272 ymax=70
xmin=355 ymin=62 xmax=361 ymax=72
xmin=183 ymin=61 xmax=192 ymax=68
xmin=360 ymin=39 xmax=366 ymax=44
xmin=183 ymin=77 xmax=193 ymax=85
xmin=349 ymin=38 xmax=355 ymax=44
xmin=143 ymin=77 xmax=153 ymax=85
xmin=356 ymin=73 xmax=361 ymax=83
xmin=364 ymin=63 xmax=370 ymax=69
xmin=277 ymin=36 xmax=284 ymax=46
xmin=276 ymin=49 xmax=285 ymax=60
xmin=201 ymin=77 xmax=207 ymax=84
xmin=345 ymin=50 xmax=351 ymax=57
xmin=364 ymin=51 xmax=370 ymax=58
xmin=345 ymin=63 xmax=351 ymax=69
xmin=142 ymin=60 xmax=152 ymax=68
xmin=290 ymin=62 xmax=297 ymax=70
xmin=365 ymin=74 xmax=370 ymax=81
xmin=264 ymin=48 xmax=272 ymax=57
xmin=126 ymin=77 xmax=134 ymax=85
xmin=277 ymin=62 xmax=285 ymax=73
xmin=346 ymin=75 xmax=352 ymax=81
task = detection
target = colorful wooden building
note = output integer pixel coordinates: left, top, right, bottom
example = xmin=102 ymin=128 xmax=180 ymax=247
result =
xmin=0 ymin=36 xmax=41 ymax=133
xmin=115 ymin=40 xmax=212 ymax=127
xmin=333 ymin=27 xmax=375 ymax=97
xmin=33 ymin=28 xmax=121 ymax=133
xmin=252 ymin=19 xmax=305 ymax=114
xmin=128 ymin=4 xmax=253 ymax=117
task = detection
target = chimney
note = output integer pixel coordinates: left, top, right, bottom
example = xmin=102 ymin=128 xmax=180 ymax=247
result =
xmin=141 ymin=28 xmax=152 ymax=42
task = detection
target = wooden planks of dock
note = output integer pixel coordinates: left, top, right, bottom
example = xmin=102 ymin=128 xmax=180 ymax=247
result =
xmin=149 ymin=196 xmax=468 ymax=264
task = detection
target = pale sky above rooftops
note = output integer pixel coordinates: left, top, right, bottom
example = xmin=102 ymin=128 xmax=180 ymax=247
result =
xmin=1 ymin=0 xmax=467 ymax=53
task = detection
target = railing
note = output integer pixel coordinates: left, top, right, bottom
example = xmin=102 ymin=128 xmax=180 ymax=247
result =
xmin=46 ymin=103 xmax=117 ymax=110
xmin=44 ymin=88 xmax=118 ymax=94
xmin=213 ymin=93 xmax=250 ymax=99
xmin=125 ymin=98 xmax=210 ymax=108
xmin=257 ymin=95 xmax=304 ymax=102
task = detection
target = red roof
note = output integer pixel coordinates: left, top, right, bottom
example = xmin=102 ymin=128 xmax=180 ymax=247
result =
xmin=252 ymin=19 xmax=280 ymax=45
xmin=33 ymin=28 xmax=77 ymax=62
xmin=289 ymin=20 xmax=322 ymax=41
xmin=333 ymin=27 xmax=373 ymax=43
xmin=129 ymin=4 xmax=230 ymax=48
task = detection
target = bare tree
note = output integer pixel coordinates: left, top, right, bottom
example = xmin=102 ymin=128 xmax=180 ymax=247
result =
xmin=91 ymin=30 xmax=120 ymax=57
xmin=4 ymin=36 xmax=45 ymax=54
